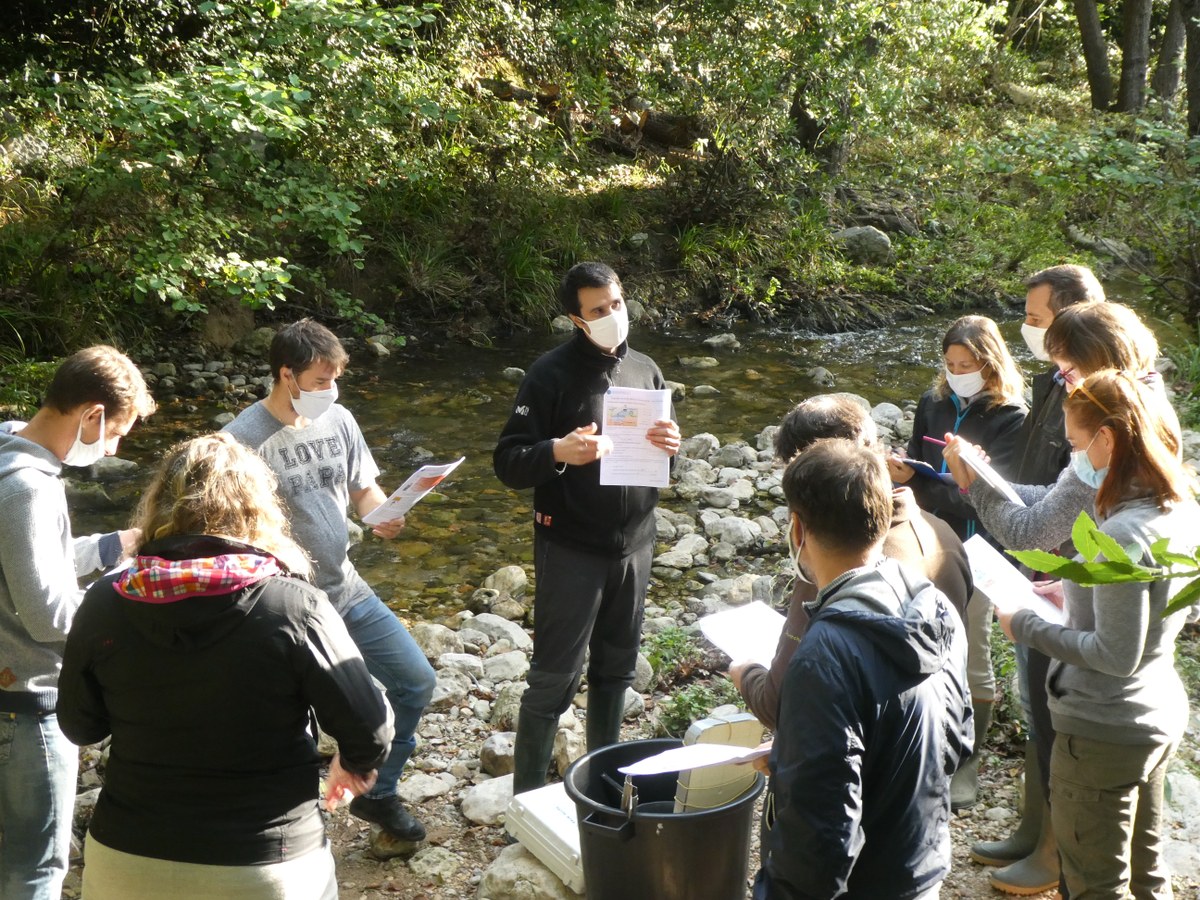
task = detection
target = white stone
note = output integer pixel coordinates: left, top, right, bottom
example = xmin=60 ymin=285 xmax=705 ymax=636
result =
xmin=680 ymin=433 xmax=720 ymax=460
xmin=461 ymin=774 xmax=514 ymax=825
xmin=472 ymin=613 xmax=533 ymax=651
xmin=491 ymin=682 xmax=528 ymax=729
xmin=430 ymin=670 xmax=473 ymax=709
xmin=700 ymin=486 xmax=736 ymax=509
xmin=704 ymin=516 xmax=761 ymax=549
xmin=408 ymin=845 xmax=460 ymax=884
xmin=411 ymin=622 xmax=464 ymax=659
xmin=438 ymin=652 xmax=484 ymax=679
xmin=477 ymin=843 xmax=582 ymax=899
xmin=653 ymin=549 xmax=694 ymax=569
xmin=553 ymin=727 xmax=586 ymax=776
xmin=483 ymin=565 xmax=528 ymax=598
xmin=632 ymin=653 xmax=654 ymax=693
xmin=702 ymin=333 xmax=740 ymax=350
xmin=871 ymin=402 xmax=905 ymax=431
xmin=397 ymin=773 xmax=453 ymax=803
xmin=484 ymin=650 xmax=531 ymax=682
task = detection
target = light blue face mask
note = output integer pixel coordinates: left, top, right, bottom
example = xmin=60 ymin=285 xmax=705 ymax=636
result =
xmin=1071 ymin=433 xmax=1108 ymax=489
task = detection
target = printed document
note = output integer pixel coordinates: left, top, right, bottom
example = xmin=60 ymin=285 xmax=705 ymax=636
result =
xmin=959 ymin=444 xmax=1025 ymax=506
xmin=362 ymin=456 xmax=465 ymax=526
xmin=698 ymin=601 xmax=786 ymax=668
xmin=598 ymin=386 xmax=671 ymax=488
xmin=618 ymin=742 xmax=770 ymax=776
xmin=964 ymin=534 xmax=1065 ymax=625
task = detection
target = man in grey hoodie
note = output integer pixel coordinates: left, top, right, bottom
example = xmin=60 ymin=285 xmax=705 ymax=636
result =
xmin=0 ymin=346 xmax=154 ymax=900
xmin=755 ymin=439 xmax=972 ymax=900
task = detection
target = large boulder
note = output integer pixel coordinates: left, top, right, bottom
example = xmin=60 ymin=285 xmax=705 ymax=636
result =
xmin=832 ymin=225 xmax=892 ymax=264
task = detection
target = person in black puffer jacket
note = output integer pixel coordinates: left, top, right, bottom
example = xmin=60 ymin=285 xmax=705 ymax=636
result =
xmin=58 ymin=433 xmax=393 ymax=900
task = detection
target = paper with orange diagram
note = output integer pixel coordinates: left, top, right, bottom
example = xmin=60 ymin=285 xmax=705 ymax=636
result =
xmin=361 ymin=456 xmax=466 ymax=526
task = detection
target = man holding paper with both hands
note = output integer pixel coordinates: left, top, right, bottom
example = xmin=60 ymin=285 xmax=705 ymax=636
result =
xmin=494 ymin=262 xmax=681 ymax=795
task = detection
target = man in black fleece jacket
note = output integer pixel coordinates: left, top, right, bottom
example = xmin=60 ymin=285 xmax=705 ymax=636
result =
xmin=494 ymin=262 xmax=681 ymax=793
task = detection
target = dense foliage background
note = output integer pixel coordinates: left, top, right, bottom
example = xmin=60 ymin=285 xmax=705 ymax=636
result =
xmin=1 ymin=0 xmax=1198 ymax=365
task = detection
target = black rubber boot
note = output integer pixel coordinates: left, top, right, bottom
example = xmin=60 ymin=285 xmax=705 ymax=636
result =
xmin=951 ymin=699 xmax=993 ymax=811
xmin=971 ymin=740 xmax=1044 ymax=865
xmin=585 ymin=685 xmax=627 ymax=752
xmin=513 ymin=707 xmax=559 ymax=795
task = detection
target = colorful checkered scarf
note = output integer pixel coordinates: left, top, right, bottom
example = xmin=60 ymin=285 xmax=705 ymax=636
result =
xmin=116 ymin=553 xmax=282 ymax=604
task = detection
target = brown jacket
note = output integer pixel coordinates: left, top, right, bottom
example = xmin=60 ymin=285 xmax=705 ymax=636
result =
xmin=737 ymin=487 xmax=972 ymax=730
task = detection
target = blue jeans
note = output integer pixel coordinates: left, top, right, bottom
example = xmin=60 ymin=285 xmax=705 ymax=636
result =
xmin=0 ymin=711 xmax=79 ymax=900
xmin=341 ymin=595 xmax=435 ymax=797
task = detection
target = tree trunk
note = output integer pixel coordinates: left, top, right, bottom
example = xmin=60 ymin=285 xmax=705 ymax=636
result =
xmin=1151 ymin=0 xmax=1186 ymax=101
xmin=1115 ymin=0 xmax=1153 ymax=111
xmin=1184 ymin=0 xmax=1200 ymax=136
xmin=1074 ymin=0 xmax=1113 ymax=110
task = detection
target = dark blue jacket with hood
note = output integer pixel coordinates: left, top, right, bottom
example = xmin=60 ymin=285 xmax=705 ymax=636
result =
xmin=756 ymin=558 xmax=972 ymax=900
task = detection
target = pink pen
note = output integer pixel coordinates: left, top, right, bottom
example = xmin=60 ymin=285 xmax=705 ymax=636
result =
xmin=922 ymin=435 xmax=948 ymax=447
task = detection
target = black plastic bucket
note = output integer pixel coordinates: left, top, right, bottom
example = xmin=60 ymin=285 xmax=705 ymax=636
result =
xmin=563 ymin=738 xmax=765 ymax=900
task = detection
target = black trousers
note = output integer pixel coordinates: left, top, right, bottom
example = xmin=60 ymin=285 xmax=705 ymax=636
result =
xmin=519 ymin=531 xmax=651 ymax=721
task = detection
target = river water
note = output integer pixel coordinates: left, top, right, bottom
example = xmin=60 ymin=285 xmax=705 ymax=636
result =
xmin=77 ymin=308 xmax=1079 ymax=620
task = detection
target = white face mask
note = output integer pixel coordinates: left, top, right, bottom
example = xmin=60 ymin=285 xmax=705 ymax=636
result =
xmin=1021 ymin=323 xmax=1051 ymax=361
xmin=289 ymin=378 xmax=338 ymax=421
xmin=786 ymin=518 xmax=814 ymax=586
xmin=946 ymin=368 xmax=986 ymax=399
xmin=579 ymin=305 xmax=629 ymax=351
xmin=63 ymin=408 xmax=107 ymax=467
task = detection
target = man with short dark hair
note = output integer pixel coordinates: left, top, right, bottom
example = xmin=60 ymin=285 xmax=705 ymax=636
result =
xmin=733 ymin=394 xmax=971 ymax=730
xmin=225 ymin=319 xmax=435 ymax=842
xmin=495 ymin=262 xmax=681 ymax=793
xmin=755 ymin=439 xmax=971 ymax=900
xmin=1 ymin=345 xmax=155 ymax=900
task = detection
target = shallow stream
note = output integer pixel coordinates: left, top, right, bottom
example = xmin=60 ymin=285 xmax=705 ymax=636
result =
xmin=75 ymin=307 xmax=1080 ymax=619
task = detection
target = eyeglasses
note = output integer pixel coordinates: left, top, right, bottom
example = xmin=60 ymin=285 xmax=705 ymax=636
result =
xmin=1059 ymin=366 xmax=1080 ymax=386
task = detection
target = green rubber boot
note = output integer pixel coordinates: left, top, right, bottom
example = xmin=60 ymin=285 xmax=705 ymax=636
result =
xmin=971 ymin=740 xmax=1044 ymax=865
xmin=987 ymin=806 xmax=1059 ymax=896
xmin=513 ymin=707 xmax=559 ymax=795
xmin=951 ymin=699 xmax=993 ymax=811
xmin=585 ymin=685 xmax=628 ymax=752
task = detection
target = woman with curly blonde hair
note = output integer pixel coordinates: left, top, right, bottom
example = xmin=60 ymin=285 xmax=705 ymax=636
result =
xmin=58 ymin=433 xmax=393 ymax=900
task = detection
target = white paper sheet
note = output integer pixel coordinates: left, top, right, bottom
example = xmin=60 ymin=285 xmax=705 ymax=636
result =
xmin=959 ymin=443 xmax=1025 ymax=507
xmin=362 ymin=456 xmax=465 ymax=526
xmin=698 ymin=601 xmax=786 ymax=668
xmin=963 ymin=534 xmax=1065 ymax=625
xmin=618 ymin=742 xmax=769 ymax=776
xmin=598 ymin=387 xmax=671 ymax=488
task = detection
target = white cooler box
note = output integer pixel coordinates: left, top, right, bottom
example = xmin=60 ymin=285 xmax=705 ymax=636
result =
xmin=505 ymin=782 xmax=585 ymax=894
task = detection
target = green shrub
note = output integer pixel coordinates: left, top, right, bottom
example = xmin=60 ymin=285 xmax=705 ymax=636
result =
xmin=655 ymin=679 xmax=743 ymax=738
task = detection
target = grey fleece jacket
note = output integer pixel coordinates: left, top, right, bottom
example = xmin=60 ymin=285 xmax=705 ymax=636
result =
xmin=1011 ymin=496 xmax=1200 ymax=745
xmin=0 ymin=424 xmax=119 ymax=713
xmin=967 ymin=464 xmax=1096 ymax=554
